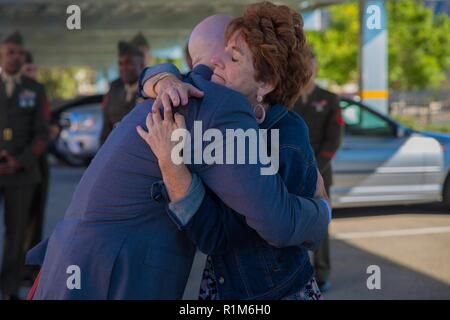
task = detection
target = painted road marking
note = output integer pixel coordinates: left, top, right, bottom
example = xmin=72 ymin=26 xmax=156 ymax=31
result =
xmin=332 ymin=226 xmax=450 ymax=240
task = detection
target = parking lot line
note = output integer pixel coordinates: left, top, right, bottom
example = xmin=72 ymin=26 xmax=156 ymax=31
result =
xmin=332 ymin=226 xmax=450 ymax=240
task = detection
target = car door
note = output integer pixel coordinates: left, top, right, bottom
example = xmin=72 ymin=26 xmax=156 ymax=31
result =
xmin=331 ymin=100 xmax=427 ymax=207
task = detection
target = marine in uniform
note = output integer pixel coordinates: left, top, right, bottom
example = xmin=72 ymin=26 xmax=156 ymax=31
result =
xmin=100 ymin=41 xmax=145 ymax=144
xmin=131 ymin=32 xmax=151 ymax=66
xmin=21 ymin=50 xmax=50 ymax=285
xmin=0 ymin=32 xmax=49 ymax=299
xmin=293 ymin=52 xmax=344 ymax=292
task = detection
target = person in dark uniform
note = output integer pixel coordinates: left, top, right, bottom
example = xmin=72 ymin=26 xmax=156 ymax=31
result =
xmin=293 ymin=50 xmax=344 ymax=293
xmin=0 ymin=32 xmax=49 ymax=299
xmin=100 ymin=41 xmax=145 ymax=144
xmin=22 ymin=51 xmax=37 ymax=80
xmin=131 ymin=32 xmax=151 ymax=66
xmin=21 ymin=50 xmax=50 ymax=285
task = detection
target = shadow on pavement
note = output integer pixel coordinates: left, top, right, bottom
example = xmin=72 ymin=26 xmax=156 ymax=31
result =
xmin=325 ymin=238 xmax=450 ymax=299
xmin=333 ymin=202 xmax=449 ymax=219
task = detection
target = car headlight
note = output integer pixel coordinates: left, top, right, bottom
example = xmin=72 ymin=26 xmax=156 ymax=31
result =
xmin=69 ymin=114 xmax=97 ymax=132
xmin=78 ymin=116 xmax=96 ymax=131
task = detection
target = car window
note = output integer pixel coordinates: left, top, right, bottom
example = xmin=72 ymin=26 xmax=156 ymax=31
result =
xmin=340 ymin=101 xmax=395 ymax=137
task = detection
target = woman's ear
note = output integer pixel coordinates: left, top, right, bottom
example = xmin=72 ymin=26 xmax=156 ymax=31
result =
xmin=257 ymin=82 xmax=275 ymax=98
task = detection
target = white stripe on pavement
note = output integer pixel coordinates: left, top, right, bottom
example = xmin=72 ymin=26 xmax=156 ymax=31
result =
xmin=332 ymin=226 xmax=450 ymax=240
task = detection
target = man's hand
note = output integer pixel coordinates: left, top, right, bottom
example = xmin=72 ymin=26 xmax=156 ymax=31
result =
xmin=314 ymin=169 xmax=329 ymax=203
xmin=144 ymin=74 xmax=204 ymax=113
xmin=0 ymin=150 xmax=22 ymax=175
xmin=314 ymin=169 xmax=332 ymax=222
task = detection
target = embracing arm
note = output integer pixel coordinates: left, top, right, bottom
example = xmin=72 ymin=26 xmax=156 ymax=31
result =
xmin=192 ymin=92 xmax=330 ymax=248
xmin=136 ymin=63 xmax=330 ymax=249
xmin=136 ymin=107 xmax=262 ymax=254
xmin=166 ymin=173 xmax=254 ymax=255
xmin=166 ymin=148 xmax=326 ymax=254
xmin=135 ymin=65 xmax=329 ymax=246
xmin=142 ymin=99 xmax=329 ymax=249
xmin=138 ymin=63 xmax=183 ymax=99
xmin=138 ymin=64 xmax=203 ymax=109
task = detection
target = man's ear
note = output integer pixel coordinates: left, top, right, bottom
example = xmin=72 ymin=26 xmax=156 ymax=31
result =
xmin=257 ymin=81 xmax=275 ymax=98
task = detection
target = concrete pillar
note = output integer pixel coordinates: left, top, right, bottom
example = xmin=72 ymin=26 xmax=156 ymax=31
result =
xmin=359 ymin=0 xmax=388 ymax=114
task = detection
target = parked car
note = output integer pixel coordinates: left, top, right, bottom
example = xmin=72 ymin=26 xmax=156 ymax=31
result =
xmin=333 ymin=98 xmax=450 ymax=209
xmin=50 ymin=95 xmax=450 ymax=209
xmin=50 ymin=95 xmax=103 ymax=166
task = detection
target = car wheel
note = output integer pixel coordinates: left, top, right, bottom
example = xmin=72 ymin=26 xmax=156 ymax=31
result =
xmin=444 ymin=174 xmax=450 ymax=210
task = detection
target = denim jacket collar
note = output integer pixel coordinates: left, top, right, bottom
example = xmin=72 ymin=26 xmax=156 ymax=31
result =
xmin=260 ymin=104 xmax=288 ymax=130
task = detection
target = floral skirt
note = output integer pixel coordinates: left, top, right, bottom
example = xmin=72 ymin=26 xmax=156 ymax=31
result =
xmin=281 ymin=278 xmax=323 ymax=300
xmin=199 ymin=256 xmax=323 ymax=300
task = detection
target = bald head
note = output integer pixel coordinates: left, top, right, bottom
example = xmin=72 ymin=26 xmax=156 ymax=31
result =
xmin=188 ymin=14 xmax=234 ymax=68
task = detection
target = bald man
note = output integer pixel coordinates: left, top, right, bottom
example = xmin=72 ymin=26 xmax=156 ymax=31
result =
xmin=26 ymin=14 xmax=329 ymax=300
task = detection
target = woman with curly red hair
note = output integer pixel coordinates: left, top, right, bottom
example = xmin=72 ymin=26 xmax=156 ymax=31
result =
xmin=138 ymin=2 xmax=327 ymax=300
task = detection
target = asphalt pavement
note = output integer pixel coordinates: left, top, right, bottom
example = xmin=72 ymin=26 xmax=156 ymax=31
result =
xmin=1 ymin=165 xmax=449 ymax=299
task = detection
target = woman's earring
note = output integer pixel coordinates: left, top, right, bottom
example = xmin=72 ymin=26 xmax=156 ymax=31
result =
xmin=254 ymin=95 xmax=266 ymax=124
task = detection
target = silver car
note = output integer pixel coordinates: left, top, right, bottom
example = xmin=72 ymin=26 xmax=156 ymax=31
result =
xmin=54 ymin=95 xmax=450 ymax=210
xmin=333 ymin=98 xmax=450 ymax=209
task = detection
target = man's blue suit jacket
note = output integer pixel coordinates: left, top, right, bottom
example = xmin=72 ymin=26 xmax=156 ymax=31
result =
xmin=27 ymin=64 xmax=328 ymax=299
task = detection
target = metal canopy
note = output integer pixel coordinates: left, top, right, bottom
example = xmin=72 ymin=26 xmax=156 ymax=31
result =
xmin=0 ymin=0 xmax=344 ymax=68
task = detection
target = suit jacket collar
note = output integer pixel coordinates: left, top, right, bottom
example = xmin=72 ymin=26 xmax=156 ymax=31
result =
xmin=191 ymin=64 xmax=213 ymax=81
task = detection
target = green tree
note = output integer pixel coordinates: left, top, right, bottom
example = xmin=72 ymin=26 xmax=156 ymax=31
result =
xmin=388 ymin=0 xmax=450 ymax=90
xmin=305 ymin=0 xmax=450 ymax=91
xmin=306 ymin=2 xmax=359 ymax=85
xmin=37 ymin=68 xmax=78 ymax=102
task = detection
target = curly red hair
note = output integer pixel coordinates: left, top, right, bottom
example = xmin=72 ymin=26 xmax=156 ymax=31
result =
xmin=225 ymin=1 xmax=311 ymax=108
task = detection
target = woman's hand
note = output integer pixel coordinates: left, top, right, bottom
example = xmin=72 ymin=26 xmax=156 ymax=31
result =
xmin=136 ymin=107 xmax=186 ymax=165
xmin=144 ymin=74 xmax=204 ymax=113
xmin=136 ymin=107 xmax=193 ymax=202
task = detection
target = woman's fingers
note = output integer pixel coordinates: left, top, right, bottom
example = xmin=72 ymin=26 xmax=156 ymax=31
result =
xmin=161 ymin=93 xmax=172 ymax=113
xmin=152 ymin=107 xmax=162 ymax=123
xmin=146 ymin=112 xmax=154 ymax=129
xmin=174 ymin=113 xmax=186 ymax=129
xmin=136 ymin=125 xmax=148 ymax=141
xmin=167 ymin=88 xmax=180 ymax=107
xmin=164 ymin=104 xmax=173 ymax=123
xmin=177 ymin=87 xmax=189 ymax=106
xmin=188 ymin=85 xmax=204 ymax=98
xmin=152 ymin=96 xmax=162 ymax=113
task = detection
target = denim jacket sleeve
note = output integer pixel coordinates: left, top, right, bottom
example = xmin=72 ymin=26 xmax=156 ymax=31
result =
xmin=190 ymin=91 xmax=330 ymax=249
xmin=138 ymin=63 xmax=183 ymax=98
xmin=278 ymin=145 xmax=317 ymax=198
xmin=167 ymin=173 xmax=256 ymax=255
xmin=167 ymin=146 xmax=329 ymax=252
xmin=166 ymin=173 xmax=205 ymax=227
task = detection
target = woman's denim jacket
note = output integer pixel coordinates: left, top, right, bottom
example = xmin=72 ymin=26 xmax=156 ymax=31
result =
xmin=165 ymin=104 xmax=324 ymax=300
